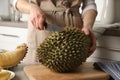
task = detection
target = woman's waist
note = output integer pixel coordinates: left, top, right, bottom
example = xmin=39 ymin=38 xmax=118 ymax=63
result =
xmin=41 ymin=7 xmax=79 ymax=13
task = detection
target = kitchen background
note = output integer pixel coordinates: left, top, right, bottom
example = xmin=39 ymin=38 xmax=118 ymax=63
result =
xmin=0 ymin=0 xmax=120 ymax=62
xmin=1 ymin=0 xmax=118 ymax=23
xmin=0 ymin=0 xmax=28 ymax=50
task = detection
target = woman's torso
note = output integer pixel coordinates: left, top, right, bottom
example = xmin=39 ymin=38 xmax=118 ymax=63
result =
xmin=32 ymin=0 xmax=83 ymax=27
xmin=25 ymin=0 xmax=83 ymax=63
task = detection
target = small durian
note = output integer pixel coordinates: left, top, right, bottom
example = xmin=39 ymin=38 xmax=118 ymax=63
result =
xmin=37 ymin=27 xmax=91 ymax=72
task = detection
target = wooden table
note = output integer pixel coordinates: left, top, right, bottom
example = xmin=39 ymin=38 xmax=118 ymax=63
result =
xmin=23 ymin=62 xmax=110 ymax=80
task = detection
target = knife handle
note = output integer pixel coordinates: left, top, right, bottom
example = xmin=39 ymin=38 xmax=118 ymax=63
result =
xmin=43 ymin=21 xmax=48 ymax=29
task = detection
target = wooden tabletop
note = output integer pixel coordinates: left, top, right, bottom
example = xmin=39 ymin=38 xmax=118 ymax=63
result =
xmin=23 ymin=62 xmax=110 ymax=80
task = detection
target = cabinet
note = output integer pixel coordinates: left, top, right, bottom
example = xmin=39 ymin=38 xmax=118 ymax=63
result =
xmin=87 ymin=28 xmax=120 ymax=62
xmin=0 ymin=23 xmax=27 ymax=50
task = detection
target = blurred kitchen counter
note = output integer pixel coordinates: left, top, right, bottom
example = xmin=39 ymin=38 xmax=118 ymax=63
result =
xmin=0 ymin=21 xmax=27 ymax=28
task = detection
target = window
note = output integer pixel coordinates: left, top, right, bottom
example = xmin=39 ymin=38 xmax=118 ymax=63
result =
xmin=95 ymin=0 xmax=115 ymax=24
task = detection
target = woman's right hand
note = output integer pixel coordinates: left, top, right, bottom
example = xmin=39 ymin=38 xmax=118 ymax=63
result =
xmin=29 ymin=3 xmax=46 ymax=30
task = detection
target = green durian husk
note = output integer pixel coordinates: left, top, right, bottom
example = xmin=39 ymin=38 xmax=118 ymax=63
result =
xmin=37 ymin=27 xmax=91 ymax=73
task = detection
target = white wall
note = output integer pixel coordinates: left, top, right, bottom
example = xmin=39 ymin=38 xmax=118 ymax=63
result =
xmin=95 ymin=0 xmax=115 ymax=24
xmin=95 ymin=0 xmax=120 ymax=24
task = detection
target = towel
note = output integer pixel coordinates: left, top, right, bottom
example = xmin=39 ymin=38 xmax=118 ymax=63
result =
xmin=94 ymin=61 xmax=120 ymax=80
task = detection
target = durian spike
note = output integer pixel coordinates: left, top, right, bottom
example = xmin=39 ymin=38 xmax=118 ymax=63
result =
xmin=0 ymin=43 xmax=27 ymax=68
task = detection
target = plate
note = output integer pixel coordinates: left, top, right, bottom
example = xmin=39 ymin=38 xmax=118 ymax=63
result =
xmin=2 ymin=70 xmax=15 ymax=80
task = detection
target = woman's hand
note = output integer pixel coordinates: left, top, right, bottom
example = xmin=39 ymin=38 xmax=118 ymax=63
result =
xmin=82 ymin=27 xmax=96 ymax=57
xmin=29 ymin=4 xmax=46 ymax=30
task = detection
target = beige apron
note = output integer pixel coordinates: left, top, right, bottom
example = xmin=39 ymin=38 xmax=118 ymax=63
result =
xmin=23 ymin=0 xmax=83 ymax=64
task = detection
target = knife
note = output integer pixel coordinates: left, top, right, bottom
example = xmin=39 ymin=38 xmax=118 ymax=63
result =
xmin=43 ymin=22 xmax=64 ymax=32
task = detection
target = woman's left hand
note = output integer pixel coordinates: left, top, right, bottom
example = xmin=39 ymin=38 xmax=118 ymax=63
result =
xmin=82 ymin=27 xmax=96 ymax=57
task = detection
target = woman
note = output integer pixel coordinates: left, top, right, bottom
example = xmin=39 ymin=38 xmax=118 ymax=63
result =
xmin=13 ymin=0 xmax=97 ymax=63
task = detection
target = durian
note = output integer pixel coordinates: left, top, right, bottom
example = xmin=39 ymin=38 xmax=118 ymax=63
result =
xmin=0 ymin=43 xmax=27 ymax=68
xmin=37 ymin=27 xmax=91 ymax=72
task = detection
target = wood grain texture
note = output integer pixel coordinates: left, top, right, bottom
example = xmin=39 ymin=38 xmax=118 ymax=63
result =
xmin=24 ymin=62 xmax=110 ymax=80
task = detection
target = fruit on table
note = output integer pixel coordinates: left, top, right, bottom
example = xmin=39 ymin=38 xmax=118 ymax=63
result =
xmin=37 ymin=27 xmax=91 ymax=72
xmin=0 ymin=70 xmax=11 ymax=80
xmin=0 ymin=43 xmax=27 ymax=68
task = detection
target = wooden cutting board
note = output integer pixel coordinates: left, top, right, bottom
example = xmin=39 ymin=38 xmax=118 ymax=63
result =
xmin=23 ymin=62 xmax=110 ymax=80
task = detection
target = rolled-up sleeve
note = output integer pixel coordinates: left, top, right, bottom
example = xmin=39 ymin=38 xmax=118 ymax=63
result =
xmin=13 ymin=0 xmax=18 ymax=10
xmin=82 ymin=0 xmax=97 ymax=15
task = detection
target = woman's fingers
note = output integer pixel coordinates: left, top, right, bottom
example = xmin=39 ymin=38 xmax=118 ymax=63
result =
xmin=87 ymin=31 xmax=96 ymax=57
xmin=29 ymin=4 xmax=46 ymax=30
xmin=38 ymin=15 xmax=45 ymax=30
xmin=31 ymin=14 xmax=45 ymax=30
xmin=82 ymin=27 xmax=96 ymax=57
xmin=82 ymin=27 xmax=90 ymax=35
